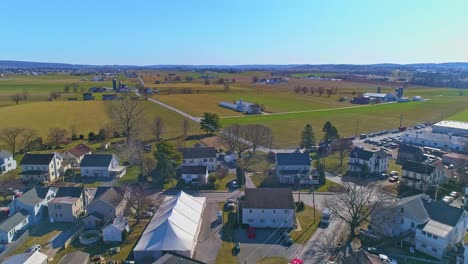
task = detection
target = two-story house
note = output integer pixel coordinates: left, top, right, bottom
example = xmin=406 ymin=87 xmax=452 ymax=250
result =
xmin=348 ymin=147 xmax=391 ymax=176
xmin=275 ymin=152 xmax=316 ymax=184
xmin=80 ymin=154 xmax=126 ymax=178
xmin=48 ymin=187 xmax=85 ymax=223
xmin=84 ymin=186 xmax=128 ymax=229
xmin=179 ymin=147 xmax=217 ymax=171
xmin=401 ymin=160 xmax=446 ymax=191
xmin=0 ymin=150 xmax=16 ymax=174
xmin=9 ymin=187 xmax=55 ymax=224
xmin=377 ymin=194 xmax=466 ymax=259
xmin=241 ymin=188 xmax=295 ymax=228
xmin=61 ymin=144 xmax=92 ymax=166
xmin=0 ymin=212 xmax=29 ymax=244
xmin=397 ymin=144 xmax=424 ymax=165
xmin=178 ymin=165 xmax=209 ymax=184
xmin=19 ymin=153 xmax=63 ymax=182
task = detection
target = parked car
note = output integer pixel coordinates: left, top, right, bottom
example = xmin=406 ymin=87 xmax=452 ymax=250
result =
xmin=450 ymin=191 xmax=460 ymax=198
xmin=388 ymin=176 xmax=398 ymax=183
xmin=217 ymin=211 xmax=223 ymax=224
xmin=359 ymin=134 xmax=367 ymax=139
xmin=92 ymin=255 xmax=104 ymax=262
xmin=109 ymin=247 xmax=120 ymax=254
xmin=26 ymin=244 xmax=41 ymax=253
xmin=142 ymin=211 xmax=153 ymax=218
xmin=226 ymin=198 xmax=236 ymax=209
xmin=367 ymin=246 xmax=384 ymax=255
xmin=379 ymin=254 xmax=398 ymax=264
xmin=247 ymin=227 xmax=256 ymax=239
xmin=230 ymin=181 xmax=238 ymax=189
xmin=235 ymin=242 xmax=241 ymax=251
xmin=442 ymin=196 xmax=454 ymax=203
xmin=282 ymin=232 xmax=293 ymax=245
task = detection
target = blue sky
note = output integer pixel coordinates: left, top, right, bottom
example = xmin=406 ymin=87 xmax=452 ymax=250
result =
xmin=2 ymin=0 xmax=468 ymax=65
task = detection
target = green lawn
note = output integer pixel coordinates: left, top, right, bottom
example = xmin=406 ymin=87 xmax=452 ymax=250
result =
xmin=289 ymin=205 xmax=321 ymax=244
xmin=215 ymin=205 xmax=238 ymax=264
xmin=51 ymin=220 xmax=146 ymax=264
xmin=322 ymin=152 xmax=349 ymax=175
xmin=315 ymin=179 xmax=345 ymax=192
xmin=215 ymin=174 xmax=237 ymax=191
xmin=450 ymin=107 xmax=468 ymax=122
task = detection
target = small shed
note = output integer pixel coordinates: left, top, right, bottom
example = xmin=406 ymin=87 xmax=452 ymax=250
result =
xmin=103 ymin=215 xmax=129 ymax=242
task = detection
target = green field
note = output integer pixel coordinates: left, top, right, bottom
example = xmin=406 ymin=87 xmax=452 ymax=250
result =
xmin=450 ymin=108 xmax=468 ymax=122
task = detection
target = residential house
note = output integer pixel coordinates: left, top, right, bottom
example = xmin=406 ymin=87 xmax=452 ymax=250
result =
xmin=179 ymin=147 xmax=217 ymax=171
xmin=0 ymin=150 xmax=16 ymax=174
xmin=19 ymin=153 xmax=63 ymax=183
xmin=0 ymin=212 xmax=29 ymax=244
xmin=61 ymin=144 xmax=92 ymax=166
xmin=58 ymin=251 xmax=90 ymax=264
xmin=400 ymin=160 xmax=446 ymax=191
xmin=103 ymin=215 xmax=130 ymax=242
xmin=178 ymin=166 xmax=208 ymax=184
xmin=377 ymin=194 xmax=466 ymax=259
xmin=9 ymin=187 xmax=55 ymax=224
xmin=84 ymin=186 xmax=128 ymax=229
xmin=3 ymin=251 xmax=48 ymax=264
xmin=442 ymin=152 xmax=468 ymax=168
xmin=241 ymin=188 xmax=295 ymax=228
xmin=48 ymin=187 xmax=85 ymax=223
xmin=80 ymin=154 xmax=126 ymax=178
xmin=275 ymin=152 xmax=316 ymax=184
xmin=348 ymin=147 xmax=391 ymax=176
xmin=397 ymin=144 xmax=424 ymax=165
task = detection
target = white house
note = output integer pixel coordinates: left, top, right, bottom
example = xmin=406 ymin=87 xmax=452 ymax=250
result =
xmin=376 ymin=194 xmax=466 ymax=259
xmin=241 ymin=188 xmax=295 ymax=228
xmin=103 ymin=215 xmax=130 ymax=242
xmin=402 ymin=131 xmax=468 ymax=154
xmin=3 ymin=251 xmax=48 ymax=264
xmin=275 ymin=153 xmax=316 ymax=184
xmin=400 ymin=160 xmax=446 ymax=191
xmin=84 ymin=186 xmax=128 ymax=229
xmin=19 ymin=153 xmax=63 ymax=182
xmin=0 ymin=150 xmax=16 ymax=174
xmin=0 ymin=212 xmax=29 ymax=244
xmin=179 ymin=147 xmax=217 ymax=171
xmin=348 ymin=147 xmax=391 ymax=176
xmin=178 ymin=166 xmax=209 ymax=184
xmin=9 ymin=187 xmax=55 ymax=224
xmin=80 ymin=154 xmax=126 ymax=178
xmin=61 ymin=144 xmax=91 ymax=166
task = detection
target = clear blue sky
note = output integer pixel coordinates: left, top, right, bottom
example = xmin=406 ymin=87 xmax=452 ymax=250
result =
xmin=2 ymin=0 xmax=467 ymax=65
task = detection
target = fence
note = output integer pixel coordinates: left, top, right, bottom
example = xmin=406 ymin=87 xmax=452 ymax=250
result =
xmin=63 ymin=224 xmax=85 ymax=249
xmin=0 ymin=230 xmax=29 ymax=260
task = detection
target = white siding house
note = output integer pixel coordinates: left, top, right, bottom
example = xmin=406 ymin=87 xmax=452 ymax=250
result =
xmin=401 ymin=160 xmax=446 ymax=191
xmin=348 ymin=147 xmax=391 ymax=176
xmin=0 ymin=212 xmax=29 ymax=244
xmin=9 ymin=187 xmax=55 ymax=224
xmin=179 ymin=147 xmax=217 ymax=171
xmin=61 ymin=144 xmax=91 ymax=166
xmin=178 ymin=166 xmax=209 ymax=184
xmin=103 ymin=215 xmax=129 ymax=242
xmin=241 ymin=188 xmax=296 ymax=228
xmin=0 ymin=150 xmax=16 ymax=174
xmin=19 ymin=153 xmax=63 ymax=182
xmin=80 ymin=154 xmax=126 ymax=178
xmin=275 ymin=153 xmax=315 ymax=184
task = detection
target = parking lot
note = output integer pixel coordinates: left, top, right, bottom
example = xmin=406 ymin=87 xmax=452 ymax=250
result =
xmin=195 ymin=202 xmax=223 ymax=264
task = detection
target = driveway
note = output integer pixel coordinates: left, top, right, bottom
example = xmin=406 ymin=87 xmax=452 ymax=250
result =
xmin=195 ymin=202 xmax=223 ymax=264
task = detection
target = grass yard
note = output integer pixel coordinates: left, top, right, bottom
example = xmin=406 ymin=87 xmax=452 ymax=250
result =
xmin=51 ymin=220 xmax=147 ymax=264
xmin=315 ymin=179 xmax=345 ymax=193
xmin=450 ymin=107 xmax=468 ymax=122
xmin=322 ymin=152 xmax=349 ymax=175
xmin=215 ymin=205 xmax=238 ymax=264
xmin=257 ymin=256 xmax=289 ymax=264
xmin=289 ymin=205 xmax=321 ymax=244
xmin=215 ymin=174 xmax=237 ymax=191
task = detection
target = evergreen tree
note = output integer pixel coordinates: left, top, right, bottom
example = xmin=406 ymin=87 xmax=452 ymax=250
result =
xmin=154 ymin=141 xmax=183 ymax=167
xmin=322 ymin=121 xmax=339 ymax=142
xmin=236 ymin=167 xmax=246 ymax=187
xmin=300 ymin=124 xmax=316 ymax=151
xmin=153 ymin=152 xmax=176 ymax=185
xmin=200 ymin=112 xmax=221 ymax=134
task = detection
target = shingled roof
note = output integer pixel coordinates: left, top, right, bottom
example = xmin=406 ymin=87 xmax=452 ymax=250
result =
xmin=178 ymin=165 xmax=208 ymax=175
xmin=16 ymin=187 xmax=51 ymax=206
xmin=0 ymin=150 xmax=12 ymax=160
xmin=276 ymin=153 xmax=311 ymax=166
xmin=20 ymin=153 xmax=56 ymax=165
xmin=179 ymin=147 xmax=216 ymax=159
xmin=80 ymin=154 xmax=115 ymax=167
xmin=349 ymin=147 xmax=390 ymax=160
xmin=402 ymin=160 xmax=436 ymax=175
xmin=65 ymin=144 xmax=91 ymax=158
xmin=0 ymin=212 xmax=28 ymax=232
xmin=242 ymin=188 xmax=295 ymax=209
xmin=55 ymin=186 xmax=84 ymax=198
xmin=92 ymin=186 xmax=125 ymax=207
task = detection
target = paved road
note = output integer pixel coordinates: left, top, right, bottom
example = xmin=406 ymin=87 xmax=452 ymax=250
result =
xmin=195 ymin=202 xmax=223 ymax=264
xmin=245 ymin=173 xmax=256 ymax=188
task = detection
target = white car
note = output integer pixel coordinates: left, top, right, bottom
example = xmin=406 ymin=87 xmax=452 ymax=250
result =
xmin=379 ymin=254 xmax=398 ymax=264
xmin=26 ymin=244 xmax=41 ymax=253
xmin=442 ymin=196 xmax=454 ymax=203
xmin=450 ymin=191 xmax=460 ymax=198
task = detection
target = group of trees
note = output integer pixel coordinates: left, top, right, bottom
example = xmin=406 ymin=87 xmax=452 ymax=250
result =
xmin=63 ymin=83 xmax=81 ymax=93
xmin=293 ymin=86 xmax=339 ymax=97
xmin=10 ymin=89 xmax=30 ymax=105
xmin=220 ymin=124 xmax=273 ymax=157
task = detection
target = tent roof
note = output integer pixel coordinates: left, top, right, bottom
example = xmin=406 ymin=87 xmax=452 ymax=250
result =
xmin=134 ymin=191 xmax=206 ymax=253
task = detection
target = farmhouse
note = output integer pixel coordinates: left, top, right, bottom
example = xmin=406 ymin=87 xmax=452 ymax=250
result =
xmin=178 ymin=165 xmax=209 ymax=184
xmin=19 ymin=153 xmax=63 ymax=182
xmin=3 ymin=251 xmax=48 ymax=264
xmin=0 ymin=212 xmax=29 ymax=244
xmin=85 ymin=186 xmax=128 ymax=228
xmin=275 ymin=152 xmax=316 ymax=184
xmin=400 ymin=160 xmax=446 ymax=191
xmin=133 ymin=191 xmax=206 ymax=262
xmin=377 ymin=194 xmax=466 ymax=259
xmin=48 ymin=187 xmax=85 ymax=223
xmin=9 ymin=187 xmax=55 ymax=224
xmin=102 ymin=215 xmax=130 ymax=242
xmin=179 ymin=147 xmax=217 ymax=171
xmin=241 ymin=188 xmax=295 ymax=228
xmin=0 ymin=150 xmax=16 ymax=174
xmin=218 ymin=99 xmax=261 ymax=114
xmin=80 ymin=154 xmax=126 ymax=178
xmin=61 ymin=144 xmax=92 ymax=166
xmin=348 ymin=147 xmax=391 ymax=176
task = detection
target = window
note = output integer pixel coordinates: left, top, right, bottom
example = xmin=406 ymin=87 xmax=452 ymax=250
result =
xmin=421 ymin=243 xmax=427 ymax=248
xmin=260 ymin=219 xmax=264 ymax=223
xmin=261 ymin=210 xmax=264 ymax=213
xmin=422 ymin=231 xmax=426 ymax=236
xmin=249 ymin=209 xmax=253 ymax=213
xmin=56 ymin=205 xmax=61 ymax=209
xmin=272 ymin=219 xmax=276 ymax=223
xmin=432 ymin=248 xmax=437 ymax=253
xmin=411 ymin=222 xmax=415 ymax=228
xmin=273 ymin=210 xmax=276 ymax=213
xmin=284 ymin=210 xmax=289 ymax=213
xmin=400 ymin=218 xmax=404 ymax=224
xmin=433 ymin=236 xmax=438 ymax=240
xmin=400 ymin=208 xmax=404 ymax=213
xmin=209 ymin=158 xmax=214 ymax=162
xmin=203 ymin=159 xmax=207 ymax=162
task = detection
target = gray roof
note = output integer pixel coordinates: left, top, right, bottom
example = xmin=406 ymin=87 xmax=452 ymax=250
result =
xmin=349 ymin=147 xmax=390 ymax=160
xmin=242 ymin=188 xmax=295 ymax=209
xmin=20 ymin=153 xmax=55 ymax=165
xmin=402 ymin=160 xmax=435 ymax=175
xmin=16 ymin=187 xmax=51 ymax=206
xmin=178 ymin=165 xmax=207 ymax=175
xmin=179 ymin=147 xmax=216 ymax=159
xmin=0 ymin=212 xmax=28 ymax=232
xmin=276 ymin=153 xmax=311 ymax=166
xmin=0 ymin=150 xmax=12 ymax=160
xmin=58 ymin=250 xmax=90 ymax=264
xmin=80 ymin=154 xmax=115 ymax=167
xmin=92 ymin=186 xmax=125 ymax=207
xmin=56 ymin=187 xmax=83 ymax=198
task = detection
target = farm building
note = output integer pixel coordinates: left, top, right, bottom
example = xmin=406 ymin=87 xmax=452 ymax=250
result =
xmin=433 ymin=120 xmax=468 ymax=136
xmin=362 ymin=92 xmax=397 ymax=102
xmin=218 ymin=99 xmax=261 ymax=114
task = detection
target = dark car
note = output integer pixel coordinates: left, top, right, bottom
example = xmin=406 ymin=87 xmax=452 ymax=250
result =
xmin=359 ymin=134 xmax=367 ymax=139
xmin=367 ymin=246 xmax=384 ymax=255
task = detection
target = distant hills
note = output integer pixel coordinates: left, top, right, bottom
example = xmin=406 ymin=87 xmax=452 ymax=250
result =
xmin=1 ymin=60 xmax=468 ymax=71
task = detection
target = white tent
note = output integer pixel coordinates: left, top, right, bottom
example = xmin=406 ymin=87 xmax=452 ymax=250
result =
xmin=133 ymin=191 xmax=206 ymax=262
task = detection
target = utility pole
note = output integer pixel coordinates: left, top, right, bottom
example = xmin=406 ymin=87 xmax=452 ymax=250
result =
xmin=312 ymin=186 xmax=316 ymax=222
xmin=297 ymin=172 xmax=302 ymax=204
xmin=435 ymin=185 xmax=439 ymax=201
xmin=399 ymin=112 xmax=403 ymax=128
xmin=355 ymin=119 xmax=359 ymax=138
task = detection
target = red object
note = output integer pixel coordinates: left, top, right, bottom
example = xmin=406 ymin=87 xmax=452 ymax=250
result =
xmin=290 ymin=258 xmax=304 ymax=264
xmin=399 ymin=126 xmax=406 ymax=132
xmin=247 ymin=227 xmax=256 ymax=238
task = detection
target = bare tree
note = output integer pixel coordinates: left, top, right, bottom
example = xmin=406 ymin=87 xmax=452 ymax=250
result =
xmin=11 ymin=93 xmax=22 ymax=104
xmin=106 ymin=95 xmax=145 ymax=139
xmin=151 ymin=117 xmax=165 ymax=141
xmin=63 ymin=84 xmax=71 ymax=93
xmin=21 ymin=89 xmax=30 ymax=102
xmin=326 ymin=88 xmax=333 ymax=97
xmin=317 ymin=87 xmax=325 ymax=96
xmin=252 ymin=76 xmax=259 ymax=83
xmin=293 ymin=85 xmax=301 ymax=94
xmin=72 ymin=83 xmax=80 ymax=93
xmin=47 ymin=127 xmax=68 ymax=146
xmin=125 ymin=184 xmax=148 ymax=223
xmin=0 ymin=128 xmax=25 ymax=154
xmin=220 ymin=125 xmax=250 ymax=158
xmin=324 ymin=183 xmax=394 ymax=245
xmin=49 ymin=90 xmax=62 ymax=100
xmin=124 ymin=139 xmax=144 ymax=166
xmin=204 ymin=78 xmax=210 ymax=85
xmin=331 ymin=138 xmax=353 ymax=165
xmin=141 ymin=156 xmax=156 ymax=176
xmin=223 ymin=79 xmax=231 ymax=92
xmin=309 ymin=87 xmax=316 ymax=95
xmin=301 ymin=86 xmax=308 ymax=94
xmin=20 ymin=128 xmax=38 ymax=152
xmin=182 ymin=119 xmax=190 ymax=139
xmin=243 ymin=124 xmax=273 ymax=154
